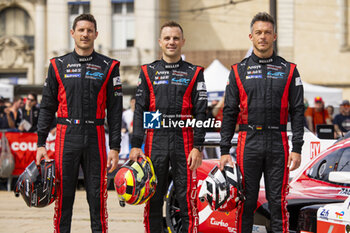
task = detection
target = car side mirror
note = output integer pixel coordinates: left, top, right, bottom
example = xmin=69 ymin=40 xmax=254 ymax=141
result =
xmin=328 ymin=171 xmax=350 ymax=184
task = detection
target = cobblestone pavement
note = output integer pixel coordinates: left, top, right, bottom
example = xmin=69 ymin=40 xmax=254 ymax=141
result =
xmin=0 ymin=190 xmax=144 ymax=233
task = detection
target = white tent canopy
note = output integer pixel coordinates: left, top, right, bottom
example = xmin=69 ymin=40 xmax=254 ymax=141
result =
xmin=303 ymin=82 xmax=343 ymax=107
xmin=204 ymin=59 xmax=229 ymax=92
xmin=204 ymin=59 xmax=230 ymax=102
xmin=204 ymin=59 xmax=343 ymax=106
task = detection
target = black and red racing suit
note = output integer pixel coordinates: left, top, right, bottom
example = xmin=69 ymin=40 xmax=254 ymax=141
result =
xmin=37 ymin=50 xmax=122 ymax=233
xmin=220 ymin=52 xmax=304 ymax=233
xmin=131 ymin=59 xmax=207 ymax=233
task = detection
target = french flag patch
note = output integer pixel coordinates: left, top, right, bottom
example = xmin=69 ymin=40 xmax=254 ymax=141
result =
xmin=74 ymin=120 xmax=80 ymax=124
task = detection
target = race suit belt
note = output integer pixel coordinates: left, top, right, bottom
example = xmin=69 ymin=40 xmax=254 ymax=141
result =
xmin=239 ymin=124 xmax=287 ymax=131
xmin=57 ymin=118 xmax=105 ymax=125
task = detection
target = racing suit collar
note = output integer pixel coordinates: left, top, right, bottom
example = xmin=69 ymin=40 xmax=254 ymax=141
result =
xmin=72 ymin=50 xmax=95 ymax=63
xmin=251 ymin=52 xmax=276 ymax=64
xmin=161 ymin=58 xmax=183 ymax=69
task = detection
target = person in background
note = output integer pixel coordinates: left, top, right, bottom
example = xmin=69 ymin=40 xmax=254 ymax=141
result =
xmin=212 ymin=96 xmax=224 ymax=132
xmin=122 ymin=96 xmax=135 ymax=144
xmin=0 ymin=99 xmax=15 ymax=130
xmin=326 ymin=105 xmax=334 ymax=122
xmin=305 ymin=96 xmax=331 ymax=133
xmin=333 ymin=100 xmax=350 ymax=138
xmin=17 ymin=93 xmax=39 ymax=132
xmin=9 ymin=96 xmax=23 ymax=128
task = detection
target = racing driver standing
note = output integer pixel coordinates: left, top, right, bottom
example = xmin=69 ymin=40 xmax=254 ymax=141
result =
xmin=36 ymin=14 xmax=122 ymax=233
xmin=129 ymin=21 xmax=208 ymax=233
xmin=220 ymin=12 xmax=304 ymax=233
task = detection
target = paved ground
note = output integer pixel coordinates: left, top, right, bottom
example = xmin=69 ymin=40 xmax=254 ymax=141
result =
xmin=0 ymin=190 xmax=145 ymax=233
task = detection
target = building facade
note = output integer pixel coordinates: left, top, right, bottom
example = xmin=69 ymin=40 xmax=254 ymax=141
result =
xmin=0 ymin=0 xmax=349 ymax=100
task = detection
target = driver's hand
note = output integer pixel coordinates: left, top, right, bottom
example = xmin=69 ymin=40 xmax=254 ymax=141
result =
xmin=219 ymin=154 xmax=233 ymax=171
xmin=129 ymin=148 xmax=145 ymax=162
xmin=36 ymin=147 xmax=49 ymax=165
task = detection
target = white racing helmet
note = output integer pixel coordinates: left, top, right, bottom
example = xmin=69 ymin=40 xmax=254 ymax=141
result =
xmin=198 ymin=163 xmax=245 ymax=212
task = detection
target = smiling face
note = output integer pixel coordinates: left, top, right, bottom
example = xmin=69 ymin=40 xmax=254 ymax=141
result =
xmin=71 ymin=20 xmax=98 ymax=55
xmin=158 ymin=26 xmax=185 ymax=63
xmin=249 ymin=21 xmax=276 ymax=58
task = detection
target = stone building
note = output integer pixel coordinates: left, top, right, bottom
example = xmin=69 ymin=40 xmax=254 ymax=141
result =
xmin=0 ymin=0 xmax=349 ymax=100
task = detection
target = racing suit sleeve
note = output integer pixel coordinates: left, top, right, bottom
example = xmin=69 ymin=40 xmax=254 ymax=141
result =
xmin=131 ymin=68 xmax=150 ymax=148
xmin=37 ymin=62 xmax=59 ymax=147
xmin=191 ymin=68 xmax=207 ymax=147
xmin=220 ymin=68 xmax=240 ymax=155
xmin=106 ymin=62 xmax=123 ymax=150
xmin=288 ymin=66 xmax=304 ymax=154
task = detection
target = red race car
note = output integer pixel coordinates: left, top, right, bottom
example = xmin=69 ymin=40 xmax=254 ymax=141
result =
xmin=165 ymin=133 xmax=350 ymax=233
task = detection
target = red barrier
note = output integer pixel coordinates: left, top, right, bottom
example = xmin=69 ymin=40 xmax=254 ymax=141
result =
xmin=1 ymin=132 xmax=55 ymax=176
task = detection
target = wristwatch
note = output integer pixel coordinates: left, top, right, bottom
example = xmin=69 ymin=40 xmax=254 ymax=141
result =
xmin=193 ymin=146 xmax=203 ymax=152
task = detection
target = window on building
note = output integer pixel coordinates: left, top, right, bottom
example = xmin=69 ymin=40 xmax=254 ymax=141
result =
xmin=112 ymin=0 xmax=135 ymax=49
xmin=68 ymin=1 xmax=90 ymax=50
xmin=0 ymin=7 xmax=34 ymax=49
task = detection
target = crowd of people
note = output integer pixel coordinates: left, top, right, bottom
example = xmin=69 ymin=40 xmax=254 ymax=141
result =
xmin=0 ymin=93 xmax=40 ymax=132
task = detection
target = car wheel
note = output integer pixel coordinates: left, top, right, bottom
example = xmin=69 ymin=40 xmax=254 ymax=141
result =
xmin=165 ymin=181 xmax=183 ymax=233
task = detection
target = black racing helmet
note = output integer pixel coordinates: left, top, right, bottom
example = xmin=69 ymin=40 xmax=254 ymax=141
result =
xmin=14 ymin=160 xmax=56 ymax=208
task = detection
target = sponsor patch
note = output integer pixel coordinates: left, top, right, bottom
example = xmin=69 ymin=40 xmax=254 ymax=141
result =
xmin=259 ymin=58 xmax=273 ymax=64
xmin=137 ymin=78 xmax=142 ymax=86
xmin=155 ymin=75 xmax=169 ymax=80
xmin=173 ymin=71 xmax=188 ymax=76
xmin=247 ymin=70 xmax=261 ymax=75
xmin=155 ymin=71 xmax=169 ymax=75
xmin=113 ymin=76 xmax=122 ymax=86
xmin=267 ymin=64 xmax=282 ymax=70
xmin=171 ymin=77 xmax=189 ymax=86
xmin=154 ymin=80 xmax=169 ymax=85
xmin=79 ymin=56 xmax=93 ymax=62
xmin=197 ymin=82 xmax=206 ymax=91
xmin=85 ymin=71 xmax=104 ymax=80
xmin=199 ymin=91 xmax=207 ymax=97
xmin=86 ymin=63 xmax=101 ymax=70
xmin=247 ymin=65 xmax=261 ymax=70
xmin=246 ymin=75 xmax=263 ymax=79
xmin=66 ymin=68 xmax=81 ymax=73
xmin=64 ymin=73 xmax=81 ymax=78
xmin=67 ymin=63 xmax=81 ymax=68
xmin=267 ymin=71 xmax=285 ymax=79
xmin=165 ymin=64 xmax=180 ymax=69
xmin=295 ymin=77 xmax=303 ymax=86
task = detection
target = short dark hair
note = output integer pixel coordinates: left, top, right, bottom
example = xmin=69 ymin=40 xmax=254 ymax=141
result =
xmin=28 ymin=93 xmax=37 ymax=102
xmin=250 ymin=12 xmax=275 ymax=32
xmin=72 ymin=14 xmax=97 ymax=31
xmin=160 ymin=21 xmax=184 ymax=38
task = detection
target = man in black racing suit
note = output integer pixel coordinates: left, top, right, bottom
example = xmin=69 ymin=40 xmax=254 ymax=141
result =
xmin=220 ymin=12 xmax=304 ymax=233
xmin=129 ymin=21 xmax=207 ymax=233
xmin=36 ymin=14 xmax=122 ymax=233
